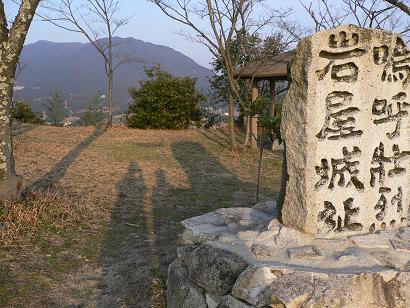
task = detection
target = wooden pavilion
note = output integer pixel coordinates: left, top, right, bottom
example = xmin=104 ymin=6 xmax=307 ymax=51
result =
xmin=233 ymin=50 xmax=295 ymax=148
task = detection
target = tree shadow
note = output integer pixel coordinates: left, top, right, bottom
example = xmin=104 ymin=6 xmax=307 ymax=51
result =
xmin=29 ymin=128 xmax=104 ymax=190
xmin=12 ymin=123 xmax=38 ymax=136
xmin=198 ymin=129 xmax=230 ymax=148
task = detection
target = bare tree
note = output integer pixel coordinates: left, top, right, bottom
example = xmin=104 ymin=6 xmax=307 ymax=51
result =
xmin=300 ymin=0 xmax=410 ymax=38
xmin=149 ymin=0 xmax=297 ymax=149
xmin=383 ymin=0 xmax=410 ymax=15
xmin=0 ymin=0 xmax=41 ymax=202
xmin=42 ymin=0 xmax=133 ymax=128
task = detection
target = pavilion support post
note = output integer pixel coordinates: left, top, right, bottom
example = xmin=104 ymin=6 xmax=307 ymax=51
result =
xmin=270 ymin=79 xmax=277 ymax=150
xmin=228 ymin=88 xmax=236 ymax=148
xmin=269 ymin=79 xmax=276 ymax=117
xmin=251 ymin=79 xmax=259 ymax=149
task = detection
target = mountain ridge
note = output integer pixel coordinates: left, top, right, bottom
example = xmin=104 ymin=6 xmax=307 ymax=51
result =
xmin=15 ymin=37 xmax=213 ymax=113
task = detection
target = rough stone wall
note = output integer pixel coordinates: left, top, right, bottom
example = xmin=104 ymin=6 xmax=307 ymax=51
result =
xmin=167 ymin=205 xmax=410 ymax=308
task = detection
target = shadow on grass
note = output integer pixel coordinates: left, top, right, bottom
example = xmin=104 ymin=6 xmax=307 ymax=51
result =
xmin=98 ymin=141 xmax=262 ymax=307
xmin=29 ymin=128 xmax=104 ymax=191
xmin=12 ymin=123 xmax=38 ymax=136
xmin=98 ymin=161 xmax=149 ymax=307
xmin=198 ymin=129 xmax=229 ymax=148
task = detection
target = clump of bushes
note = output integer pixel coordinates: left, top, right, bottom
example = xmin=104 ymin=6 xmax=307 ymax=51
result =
xmin=12 ymin=101 xmax=44 ymax=124
xmin=125 ymin=67 xmax=204 ymax=129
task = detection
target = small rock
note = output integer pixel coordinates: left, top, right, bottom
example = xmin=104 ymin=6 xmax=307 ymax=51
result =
xmin=288 ymin=245 xmax=324 ymax=260
xmin=232 ymin=265 xmax=278 ymax=305
xmin=184 ymin=242 xmax=249 ymax=295
xmin=390 ymin=239 xmax=410 ymax=252
xmin=257 ymin=272 xmax=314 ymax=307
xmin=349 ymin=234 xmax=391 ymax=249
xmin=167 ymin=259 xmax=207 ymax=308
xmin=251 ymin=244 xmax=277 ymax=258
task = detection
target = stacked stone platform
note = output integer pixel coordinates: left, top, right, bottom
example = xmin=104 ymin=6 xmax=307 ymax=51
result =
xmin=168 ymin=202 xmax=410 ymax=307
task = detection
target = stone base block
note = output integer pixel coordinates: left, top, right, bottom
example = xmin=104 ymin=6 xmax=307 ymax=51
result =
xmin=167 ymin=202 xmax=410 ymax=307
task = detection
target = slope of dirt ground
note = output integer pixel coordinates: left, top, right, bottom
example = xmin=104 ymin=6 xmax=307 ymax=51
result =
xmin=0 ymin=124 xmax=283 ymax=307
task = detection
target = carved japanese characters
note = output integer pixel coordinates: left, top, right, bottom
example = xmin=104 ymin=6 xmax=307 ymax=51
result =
xmin=280 ymin=25 xmax=410 ymax=237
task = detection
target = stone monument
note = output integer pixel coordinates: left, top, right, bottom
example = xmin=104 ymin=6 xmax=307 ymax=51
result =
xmin=166 ymin=25 xmax=410 ymax=307
xmin=281 ymin=24 xmax=410 ymax=236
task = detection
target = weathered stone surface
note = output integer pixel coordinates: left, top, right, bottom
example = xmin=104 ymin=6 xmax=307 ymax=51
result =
xmin=350 ymin=233 xmax=392 ymax=249
xmin=280 ymin=24 xmax=410 ymax=237
xmin=250 ymin=244 xmax=277 ymax=258
xmin=336 ymin=247 xmax=365 ymax=264
xmin=257 ymin=271 xmax=315 ymax=307
xmin=167 ymin=259 xmax=207 ymax=308
xmin=274 ymin=226 xmax=312 ymax=248
xmin=391 ymin=239 xmax=410 ymax=252
xmin=288 ymin=245 xmax=324 ymax=260
xmin=371 ymin=251 xmax=403 ymax=270
xmin=399 ymin=228 xmax=410 ymax=241
xmin=206 ymin=293 xmax=223 ymax=308
xmin=231 ymin=265 xmax=277 ymax=305
xmin=233 ymin=265 xmax=410 ymax=308
xmin=168 ymin=205 xmax=410 ymax=307
xmin=183 ymin=242 xmax=249 ymax=295
xmin=217 ymin=296 xmax=253 ymax=308
xmin=178 ymin=207 xmax=272 ymax=246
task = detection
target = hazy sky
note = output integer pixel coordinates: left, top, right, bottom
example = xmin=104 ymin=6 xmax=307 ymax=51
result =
xmin=19 ymin=0 xmax=309 ymax=68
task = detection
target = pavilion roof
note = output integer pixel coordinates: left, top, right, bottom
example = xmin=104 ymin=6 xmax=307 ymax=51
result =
xmin=233 ymin=50 xmax=296 ymax=80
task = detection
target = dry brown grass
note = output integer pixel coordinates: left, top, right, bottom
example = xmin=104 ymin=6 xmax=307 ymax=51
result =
xmin=0 ymin=190 xmax=86 ymax=246
xmin=0 ymin=123 xmax=283 ymax=307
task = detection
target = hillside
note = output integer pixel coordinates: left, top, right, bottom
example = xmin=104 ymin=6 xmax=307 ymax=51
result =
xmin=14 ymin=37 xmax=213 ymax=113
xmin=0 ymin=124 xmax=282 ymax=306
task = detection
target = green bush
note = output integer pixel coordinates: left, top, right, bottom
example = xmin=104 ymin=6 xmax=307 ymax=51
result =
xmin=125 ymin=67 xmax=204 ymax=129
xmin=12 ymin=101 xmax=44 ymax=124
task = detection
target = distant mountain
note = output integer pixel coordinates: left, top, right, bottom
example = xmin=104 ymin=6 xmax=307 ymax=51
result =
xmin=14 ymin=37 xmax=213 ymax=113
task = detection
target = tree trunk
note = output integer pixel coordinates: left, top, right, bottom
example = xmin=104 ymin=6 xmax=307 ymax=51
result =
xmin=255 ymin=143 xmax=264 ymax=204
xmin=228 ymin=91 xmax=236 ymax=148
xmin=0 ymin=74 xmax=20 ymax=202
xmin=0 ymin=0 xmax=41 ymax=202
xmin=243 ymin=114 xmax=251 ymax=147
xmin=107 ymin=70 xmax=113 ymax=128
xmin=106 ymin=30 xmax=114 ymax=129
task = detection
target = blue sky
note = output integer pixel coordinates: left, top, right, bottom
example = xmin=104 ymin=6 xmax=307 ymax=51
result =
xmin=21 ymin=0 xmax=308 ymax=68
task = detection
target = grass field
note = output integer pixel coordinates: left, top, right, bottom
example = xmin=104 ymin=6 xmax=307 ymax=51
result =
xmin=0 ymin=124 xmax=283 ymax=307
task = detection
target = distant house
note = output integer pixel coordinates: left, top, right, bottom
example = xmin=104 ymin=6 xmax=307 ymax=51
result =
xmin=64 ymin=115 xmax=80 ymax=126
